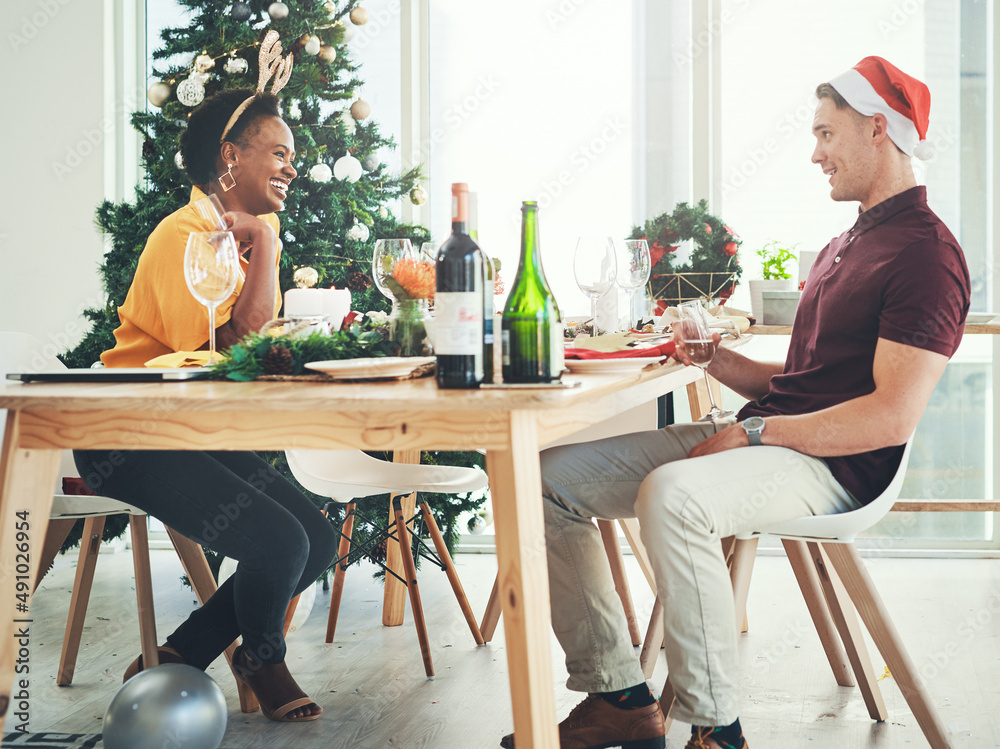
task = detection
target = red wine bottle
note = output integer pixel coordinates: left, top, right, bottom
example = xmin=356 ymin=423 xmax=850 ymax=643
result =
xmin=435 ymin=183 xmax=486 ymax=388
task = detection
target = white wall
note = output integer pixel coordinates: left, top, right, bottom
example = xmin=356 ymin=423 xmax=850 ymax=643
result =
xmin=0 ymin=1 xmax=124 ymax=357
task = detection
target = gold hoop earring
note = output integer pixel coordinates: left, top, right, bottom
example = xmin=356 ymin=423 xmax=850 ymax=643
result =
xmin=219 ymin=163 xmax=237 ymax=192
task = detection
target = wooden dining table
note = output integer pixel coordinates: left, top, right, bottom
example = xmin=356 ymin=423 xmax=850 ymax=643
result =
xmin=0 ymin=358 xmax=712 ymax=748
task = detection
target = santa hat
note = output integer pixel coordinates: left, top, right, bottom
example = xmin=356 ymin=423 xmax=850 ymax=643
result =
xmin=828 ymin=56 xmax=933 ymax=160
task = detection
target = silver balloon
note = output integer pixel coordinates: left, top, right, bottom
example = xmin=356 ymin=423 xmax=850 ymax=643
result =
xmin=103 ymin=664 xmax=227 ymax=749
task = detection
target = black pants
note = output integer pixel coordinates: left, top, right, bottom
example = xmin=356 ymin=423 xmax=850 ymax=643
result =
xmin=73 ymin=449 xmax=338 ymax=668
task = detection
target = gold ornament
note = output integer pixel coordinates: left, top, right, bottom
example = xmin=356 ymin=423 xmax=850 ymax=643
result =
xmin=409 ymin=186 xmax=427 ymax=205
xmin=350 ymin=98 xmax=371 ymax=121
xmin=350 ymin=6 xmax=369 ymax=25
xmin=323 ymin=1 xmax=337 ymax=17
xmin=293 ymin=267 xmax=320 ymax=288
xmin=147 ymin=81 xmax=171 ymax=107
xmin=194 ymin=53 xmax=215 ymax=73
xmin=318 ymin=45 xmax=337 ymax=62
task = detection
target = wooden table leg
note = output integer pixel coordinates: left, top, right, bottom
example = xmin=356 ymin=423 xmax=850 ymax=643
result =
xmin=383 ymin=449 xmax=420 ymax=627
xmin=487 ymin=411 xmax=559 ymax=749
xmin=0 ymin=412 xmax=60 ymax=737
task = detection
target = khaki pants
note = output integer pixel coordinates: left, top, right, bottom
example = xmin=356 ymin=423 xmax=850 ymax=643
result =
xmin=540 ymin=421 xmax=859 ymax=726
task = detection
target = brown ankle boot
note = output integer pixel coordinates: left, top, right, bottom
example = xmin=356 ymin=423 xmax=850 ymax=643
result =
xmin=500 ymin=694 xmax=665 ymax=749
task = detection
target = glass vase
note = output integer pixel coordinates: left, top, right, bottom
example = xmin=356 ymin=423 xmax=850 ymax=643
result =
xmin=388 ymin=297 xmax=433 ymax=357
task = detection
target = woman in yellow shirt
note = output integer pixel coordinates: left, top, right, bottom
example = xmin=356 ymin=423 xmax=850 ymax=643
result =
xmin=74 ymin=88 xmax=335 ymax=722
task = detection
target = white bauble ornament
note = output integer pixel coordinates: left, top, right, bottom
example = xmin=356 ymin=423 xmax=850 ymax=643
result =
xmin=362 ymin=154 xmax=379 ymax=171
xmin=308 ymin=163 xmax=333 ymax=183
xmin=350 ymin=98 xmax=371 ymax=121
xmin=267 ymin=2 xmax=289 ymax=20
xmin=409 ymin=186 xmax=427 ymax=205
xmin=146 ymin=81 xmax=171 ymax=108
xmin=346 ymin=222 xmax=370 ymax=242
xmin=379 ymin=206 xmax=389 ymax=219
xmin=350 ymin=6 xmax=369 ymax=25
xmin=174 ymin=151 xmax=185 ymax=170
xmin=333 ymin=154 xmax=363 ymax=182
xmin=176 ymin=75 xmax=205 ymax=107
xmin=336 ymin=110 xmax=356 ymax=136
xmin=194 ymin=53 xmax=215 ymax=73
xmin=224 ymin=56 xmax=248 ymax=75
xmin=304 ymin=35 xmax=321 ymax=55
xmin=318 ymin=45 xmax=337 ymax=63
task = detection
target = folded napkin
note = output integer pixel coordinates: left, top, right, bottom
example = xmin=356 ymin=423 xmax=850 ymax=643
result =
xmin=564 ymin=341 xmax=677 ymax=360
xmin=144 ymin=351 xmax=216 ymax=368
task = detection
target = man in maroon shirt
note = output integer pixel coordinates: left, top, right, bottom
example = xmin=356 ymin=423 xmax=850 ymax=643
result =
xmin=501 ymin=57 xmax=970 ymax=749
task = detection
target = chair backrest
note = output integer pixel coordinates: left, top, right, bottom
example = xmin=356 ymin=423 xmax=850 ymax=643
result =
xmin=742 ymin=436 xmax=916 ymax=543
xmin=1 ymin=332 xmax=80 ymax=489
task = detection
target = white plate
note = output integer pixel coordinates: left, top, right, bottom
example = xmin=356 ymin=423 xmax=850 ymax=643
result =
xmin=564 ymin=357 xmax=664 ymax=374
xmin=304 ymin=356 xmax=435 ymax=380
xmin=966 ymin=312 xmax=997 ymax=325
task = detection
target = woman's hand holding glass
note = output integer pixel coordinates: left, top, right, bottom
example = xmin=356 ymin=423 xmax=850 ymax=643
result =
xmin=184 ymin=231 xmax=241 ymax=364
xmin=675 ymin=300 xmax=734 ymax=421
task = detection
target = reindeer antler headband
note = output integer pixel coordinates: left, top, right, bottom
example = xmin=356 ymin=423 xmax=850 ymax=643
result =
xmin=219 ymin=30 xmax=293 ymax=143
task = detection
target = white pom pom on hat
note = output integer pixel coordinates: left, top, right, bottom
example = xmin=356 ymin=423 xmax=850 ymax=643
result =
xmin=828 ymin=56 xmax=932 ymax=160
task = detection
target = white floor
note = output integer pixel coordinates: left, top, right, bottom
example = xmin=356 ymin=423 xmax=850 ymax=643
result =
xmin=16 ymin=545 xmax=1000 ymax=748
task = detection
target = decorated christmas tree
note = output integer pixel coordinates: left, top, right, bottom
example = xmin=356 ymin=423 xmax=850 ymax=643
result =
xmin=59 ymin=0 xmax=487 ymax=561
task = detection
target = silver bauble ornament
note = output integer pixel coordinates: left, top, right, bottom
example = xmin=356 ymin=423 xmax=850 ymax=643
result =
xmin=350 ymin=98 xmax=371 ymax=121
xmin=224 ymin=56 xmax=248 ymax=75
xmin=468 ymin=514 xmax=487 ymax=535
xmin=308 ymin=163 xmax=333 ymax=183
xmin=336 ymin=110 xmax=357 ymax=136
xmin=304 ymin=35 xmax=321 ymax=55
xmin=362 ymin=154 xmax=379 ymax=171
xmin=146 ymin=81 xmax=171 ymax=108
xmin=174 ymin=151 xmax=185 ymax=170
xmin=333 ymin=154 xmax=363 ymax=183
xmin=346 ymin=222 xmax=370 ymax=242
xmin=267 ymin=2 xmax=289 ymax=20
xmin=409 ymin=186 xmax=427 ymax=205
xmin=350 ymin=6 xmax=369 ymax=25
xmin=176 ymin=75 xmax=206 ymax=107
xmin=231 ymin=2 xmax=252 ymax=22
xmin=318 ymin=45 xmax=337 ymax=63
xmin=103 ymin=665 xmax=226 ymax=749
xmin=194 ymin=53 xmax=215 ymax=73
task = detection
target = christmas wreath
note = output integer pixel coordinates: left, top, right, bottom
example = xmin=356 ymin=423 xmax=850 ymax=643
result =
xmin=630 ymin=200 xmax=742 ymax=304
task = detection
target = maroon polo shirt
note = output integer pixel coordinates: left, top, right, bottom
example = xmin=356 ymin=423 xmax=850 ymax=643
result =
xmin=738 ymin=186 xmax=970 ymax=503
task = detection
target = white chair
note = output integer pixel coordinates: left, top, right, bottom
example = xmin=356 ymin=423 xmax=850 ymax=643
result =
xmin=1 ymin=332 xmax=158 ymax=684
xmin=285 ymin=448 xmax=489 ymax=677
xmin=650 ymin=437 xmax=951 ymax=748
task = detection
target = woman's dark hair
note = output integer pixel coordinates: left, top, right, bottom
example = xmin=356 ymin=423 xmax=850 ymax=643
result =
xmin=179 ymin=89 xmax=282 ymax=185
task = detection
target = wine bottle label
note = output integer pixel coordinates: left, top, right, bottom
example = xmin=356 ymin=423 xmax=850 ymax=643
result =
xmin=434 ymin=292 xmax=484 ymax=354
xmin=501 ymin=329 xmax=510 ymax=365
xmin=551 ymin=321 xmax=565 ymax=374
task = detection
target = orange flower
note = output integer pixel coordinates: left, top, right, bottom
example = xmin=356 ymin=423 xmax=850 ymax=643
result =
xmin=494 ymin=271 xmax=505 ymax=296
xmin=392 ymin=258 xmax=436 ymax=299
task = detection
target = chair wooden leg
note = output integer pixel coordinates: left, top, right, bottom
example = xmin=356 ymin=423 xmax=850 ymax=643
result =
xmin=128 ymin=515 xmax=159 ymax=672
xmin=167 ymin=526 xmax=259 ymax=713
xmin=419 ymin=501 xmax=485 ymax=645
xmin=639 ymin=597 xmax=664 ymax=679
xmin=805 ymin=542 xmax=887 ymax=722
xmin=57 ymin=515 xmax=106 ymax=685
xmin=782 ymin=539 xmax=854 ymax=687
xmin=479 ymin=573 xmax=502 ymax=643
xmin=617 ymin=517 xmax=656 ymax=594
xmin=658 ymin=676 xmax=677 ymax=735
xmin=34 ymin=517 xmax=76 ymax=593
xmin=728 ymin=538 xmax=758 ymax=634
xmin=823 ymin=543 xmax=950 ymax=749
xmin=392 ymin=497 xmax=434 ymax=677
xmin=326 ymin=503 xmax=356 ymax=643
xmin=597 ymin=519 xmax=642 ymax=646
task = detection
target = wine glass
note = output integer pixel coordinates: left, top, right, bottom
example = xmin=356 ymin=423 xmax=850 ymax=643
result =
xmin=615 ymin=239 xmax=651 ymax=331
xmin=676 ymin=299 xmax=734 ymax=421
xmin=573 ymin=236 xmax=617 ymax=336
xmin=420 ymin=241 xmax=438 ymax=262
xmin=183 ymin=231 xmax=241 ymax=364
xmin=372 ymin=239 xmax=414 ymax=300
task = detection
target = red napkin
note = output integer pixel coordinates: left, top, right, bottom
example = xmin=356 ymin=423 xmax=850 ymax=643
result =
xmin=62 ymin=477 xmax=96 ymax=496
xmin=564 ymin=341 xmax=677 ymax=360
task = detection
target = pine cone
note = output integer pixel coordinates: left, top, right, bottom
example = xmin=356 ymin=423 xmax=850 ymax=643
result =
xmin=347 ymin=271 xmax=372 ymax=291
xmin=262 ymin=345 xmax=293 ymax=375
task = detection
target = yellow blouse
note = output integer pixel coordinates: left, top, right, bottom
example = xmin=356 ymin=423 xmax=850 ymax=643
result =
xmin=102 ymin=186 xmax=282 ymax=368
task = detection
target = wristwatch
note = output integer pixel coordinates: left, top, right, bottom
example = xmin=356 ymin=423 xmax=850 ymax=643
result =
xmin=742 ymin=416 xmax=766 ymax=446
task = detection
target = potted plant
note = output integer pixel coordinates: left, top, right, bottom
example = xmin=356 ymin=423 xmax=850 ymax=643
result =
xmin=749 ymin=241 xmax=798 ymax=322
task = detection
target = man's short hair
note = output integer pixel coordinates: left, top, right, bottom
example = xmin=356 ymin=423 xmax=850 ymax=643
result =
xmin=815 ymin=83 xmax=851 ymax=110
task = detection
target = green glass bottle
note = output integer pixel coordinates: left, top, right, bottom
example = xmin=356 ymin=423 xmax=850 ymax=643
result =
xmin=502 ymin=202 xmax=564 ymax=383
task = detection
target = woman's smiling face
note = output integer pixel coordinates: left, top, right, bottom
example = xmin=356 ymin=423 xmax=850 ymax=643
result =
xmin=226 ymin=115 xmax=297 ymax=215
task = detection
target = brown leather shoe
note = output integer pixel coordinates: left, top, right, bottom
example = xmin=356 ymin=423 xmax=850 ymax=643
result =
xmin=684 ymin=727 xmax=749 ymax=749
xmin=500 ymin=694 xmax=665 ymax=749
